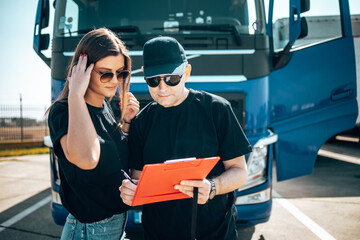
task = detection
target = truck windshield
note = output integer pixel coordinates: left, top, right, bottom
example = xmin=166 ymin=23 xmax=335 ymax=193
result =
xmin=54 ymin=0 xmax=265 ymax=38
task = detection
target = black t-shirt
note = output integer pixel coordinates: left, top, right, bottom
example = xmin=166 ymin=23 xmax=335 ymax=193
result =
xmin=129 ymin=89 xmax=252 ymax=240
xmin=48 ymin=100 xmax=130 ymax=223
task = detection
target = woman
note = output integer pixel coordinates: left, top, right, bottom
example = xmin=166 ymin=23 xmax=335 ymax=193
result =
xmin=48 ymin=28 xmax=139 ymax=239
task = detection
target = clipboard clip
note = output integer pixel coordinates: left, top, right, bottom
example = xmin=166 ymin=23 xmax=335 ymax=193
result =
xmin=164 ymin=157 xmax=196 ymax=163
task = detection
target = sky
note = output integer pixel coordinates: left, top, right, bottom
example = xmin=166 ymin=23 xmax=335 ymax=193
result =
xmin=0 ymin=0 xmax=359 ymax=113
xmin=0 ymin=1 xmax=52 ymax=107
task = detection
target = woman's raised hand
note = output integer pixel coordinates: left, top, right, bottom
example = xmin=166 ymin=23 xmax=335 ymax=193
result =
xmin=68 ymin=54 xmax=94 ymax=97
xmin=123 ymin=92 xmax=140 ymax=123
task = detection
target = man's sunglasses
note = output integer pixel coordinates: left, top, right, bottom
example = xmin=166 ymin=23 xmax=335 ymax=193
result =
xmin=145 ymin=75 xmax=183 ymax=88
xmin=93 ymin=69 xmax=130 ymax=83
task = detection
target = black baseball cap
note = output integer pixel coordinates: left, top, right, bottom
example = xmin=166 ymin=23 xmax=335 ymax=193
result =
xmin=143 ymin=36 xmax=187 ymax=78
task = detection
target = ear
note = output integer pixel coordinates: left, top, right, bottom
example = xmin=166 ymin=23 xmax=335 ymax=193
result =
xmin=184 ymin=64 xmax=191 ymax=83
xmin=141 ymin=66 xmax=144 ymax=72
xmin=186 ymin=64 xmax=192 ymax=75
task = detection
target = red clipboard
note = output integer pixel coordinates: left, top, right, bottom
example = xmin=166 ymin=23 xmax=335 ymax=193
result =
xmin=131 ymin=156 xmax=220 ymax=206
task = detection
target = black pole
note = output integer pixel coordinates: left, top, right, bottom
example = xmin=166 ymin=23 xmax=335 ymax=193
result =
xmin=44 ymin=105 xmax=47 ymax=136
xmin=191 ymin=187 xmax=198 ymax=240
xmin=20 ymin=94 xmax=23 ymax=142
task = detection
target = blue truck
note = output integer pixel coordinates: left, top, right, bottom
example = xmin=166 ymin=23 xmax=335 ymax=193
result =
xmin=35 ymin=0 xmax=358 ymax=229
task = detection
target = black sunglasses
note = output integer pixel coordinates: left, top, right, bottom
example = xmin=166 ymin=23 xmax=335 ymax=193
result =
xmin=93 ymin=69 xmax=130 ymax=83
xmin=145 ymin=75 xmax=183 ymax=88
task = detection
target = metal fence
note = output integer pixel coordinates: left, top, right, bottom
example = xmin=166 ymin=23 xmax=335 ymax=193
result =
xmin=0 ymin=105 xmax=49 ymax=142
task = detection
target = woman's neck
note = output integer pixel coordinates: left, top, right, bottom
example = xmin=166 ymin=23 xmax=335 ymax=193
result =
xmin=84 ymin=91 xmax=104 ymax=107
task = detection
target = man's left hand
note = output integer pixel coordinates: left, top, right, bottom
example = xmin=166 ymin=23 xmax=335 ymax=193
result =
xmin=174 ymin=179 xmax=211 ymax=204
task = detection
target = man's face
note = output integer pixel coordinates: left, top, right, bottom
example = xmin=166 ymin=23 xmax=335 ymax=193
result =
xmin=147 ymin=68 xmax=190 ymax=108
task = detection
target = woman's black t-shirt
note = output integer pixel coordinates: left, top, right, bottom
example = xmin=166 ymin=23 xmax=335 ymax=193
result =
xmin=48 ymin=100 xmax=130 ymax=223
xmin=129 ymin=89 xmax=252 ymax=240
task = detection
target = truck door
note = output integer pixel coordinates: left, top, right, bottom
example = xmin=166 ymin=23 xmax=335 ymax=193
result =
xmin=268 ymin=0 xmax=358 ymax=180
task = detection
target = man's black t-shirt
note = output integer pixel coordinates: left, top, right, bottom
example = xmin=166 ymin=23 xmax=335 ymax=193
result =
xmin=48 ymin=100 xmax=130 ymax=223
xmin=129 ymin=89 xmax=252 ymax=240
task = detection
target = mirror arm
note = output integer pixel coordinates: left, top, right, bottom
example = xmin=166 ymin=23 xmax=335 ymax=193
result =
xmin=39 ymin=53 xmax=51 ymax=67
xmin=273 ymin=43 xmax=292 ymax=69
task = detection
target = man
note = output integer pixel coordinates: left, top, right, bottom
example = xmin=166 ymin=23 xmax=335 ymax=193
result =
xmin=119 ymin=36 xmax=252 ymax=240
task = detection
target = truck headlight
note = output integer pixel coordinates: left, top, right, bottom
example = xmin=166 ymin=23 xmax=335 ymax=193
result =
xmin=235 ymin=188 xmax=271 ymax=205
xmin=45 ymin=136 xmax=61 ymax=186
xmin=238 ymin=131 xmax=278 ymax=191
xmin=51 ymin=189 xmax=62 ymax=205
xmin=239 ymin=145 xmax=268 ymax=191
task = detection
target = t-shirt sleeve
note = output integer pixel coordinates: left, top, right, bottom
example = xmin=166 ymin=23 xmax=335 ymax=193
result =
xmin=213 ymin=98 xmax=252 ymax=161
xmin=128 ymin=117 xmax=144 ymax=171
xmin=48 ymin=102 xmax=69 ymax=158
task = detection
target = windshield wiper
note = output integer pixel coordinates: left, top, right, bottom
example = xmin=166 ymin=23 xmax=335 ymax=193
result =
xmin=60 ymin=25 xmax=141 ymax=36
xmin=154 ymin=24 xmax=242 ymax=45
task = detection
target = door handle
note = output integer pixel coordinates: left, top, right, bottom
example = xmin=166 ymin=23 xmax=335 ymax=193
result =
xmin=331 ymin=88 xmax=353 ymax=101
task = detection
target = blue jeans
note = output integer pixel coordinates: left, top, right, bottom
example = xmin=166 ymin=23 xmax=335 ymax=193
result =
xmin=60 ymin=213 xmax=127 ymax=240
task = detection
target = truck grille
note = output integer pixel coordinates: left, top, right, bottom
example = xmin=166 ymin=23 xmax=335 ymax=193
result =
xmin=213 ymin=92 xmax=246 ymax=128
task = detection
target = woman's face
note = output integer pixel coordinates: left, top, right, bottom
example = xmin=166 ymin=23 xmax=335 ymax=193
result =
xmin=86 ymin=54 xmax=126 ymax=101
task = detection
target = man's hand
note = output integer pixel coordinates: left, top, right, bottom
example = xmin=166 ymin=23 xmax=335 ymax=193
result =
xmin=173 ymin=156 xmax=247 ymax=205
xmin=174 ymin=179 xmax=211 ymax=204
xmin=119 ymin=179 xmax=138 ymax=206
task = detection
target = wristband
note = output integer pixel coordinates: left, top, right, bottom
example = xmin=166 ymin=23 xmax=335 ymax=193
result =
xmin=123 ymin=119 xmax=131 ymax=125
xmin=120 ymin=127 xmax=129 ymax=137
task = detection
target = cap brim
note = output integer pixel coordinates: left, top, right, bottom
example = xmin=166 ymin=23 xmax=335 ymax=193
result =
xmin=144 ymin=62 xmax=187 ymax=78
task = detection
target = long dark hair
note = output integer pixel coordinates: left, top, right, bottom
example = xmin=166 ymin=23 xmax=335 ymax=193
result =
xmin=49 ymin=27 xmax=131 ymax=123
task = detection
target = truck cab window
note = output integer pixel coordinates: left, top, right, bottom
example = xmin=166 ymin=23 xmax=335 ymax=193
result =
xmin=294 ymin=0 xmax=341 ymax=48
xmin=272 ymin=0 xmax=290 ymax=51
xmin=272 ymin=0 xmax=342 ymax=52
xmin=53 ymin=0 xmax=266 ymax=42
xmin=54 ymin=0 xmax=79 ymax=37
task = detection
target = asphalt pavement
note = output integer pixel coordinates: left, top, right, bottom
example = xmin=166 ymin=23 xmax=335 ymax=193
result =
xmin=0 ymin=140 xmax=359 ymax=240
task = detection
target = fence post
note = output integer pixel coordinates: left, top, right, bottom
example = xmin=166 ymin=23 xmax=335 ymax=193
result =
xmin=20 ymin=94 xmax=24 ymax=142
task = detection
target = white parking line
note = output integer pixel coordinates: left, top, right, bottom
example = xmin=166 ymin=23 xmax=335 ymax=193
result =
xmin=0 ymin=196 xmax=51 ymax=232
xmin=273 ymin=190 xmax=336 ymax=240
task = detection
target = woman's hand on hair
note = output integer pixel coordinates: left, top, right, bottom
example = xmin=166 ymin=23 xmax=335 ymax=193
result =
xmin=68 ymin=54 xmax=94 ymax=98
xmin=123 ymin=92 xmax=140 ymax=123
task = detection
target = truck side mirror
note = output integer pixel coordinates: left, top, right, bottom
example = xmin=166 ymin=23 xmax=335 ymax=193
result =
xmin=33 ymin=0 xmax=51 ymax=67
xmin=289 ymin=0 xmax=302 ymax=46
xmin=298 ymin=17 xmax=308 ymax=39
xmin=289 ymin=0 xmax=310 ymax=43
xmin=298 ymin=0 xmax=309 ymax=39
xmin=40 ymin=0 xmax=49 ymax=29
xmin=301 ymin=0 xmax=310 ymax=13
xmin=273 ymin=0 xmax=309 ymax=69
xmin=40 ymin=34 xmax=50 ymax=51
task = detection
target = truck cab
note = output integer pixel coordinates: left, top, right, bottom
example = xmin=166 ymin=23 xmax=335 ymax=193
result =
xmin=34 ymin=0 xmax=358 ymax=229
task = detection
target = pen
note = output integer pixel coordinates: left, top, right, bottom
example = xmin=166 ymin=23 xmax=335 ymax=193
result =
xmin=121 ymin=169 xmax=137 ymax=185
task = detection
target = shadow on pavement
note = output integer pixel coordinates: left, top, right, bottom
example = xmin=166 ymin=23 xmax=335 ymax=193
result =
xmin=0 ymin=188 xmax=62 ymax=239
xmin=273 ymin=153 xmax=360 ymax=199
